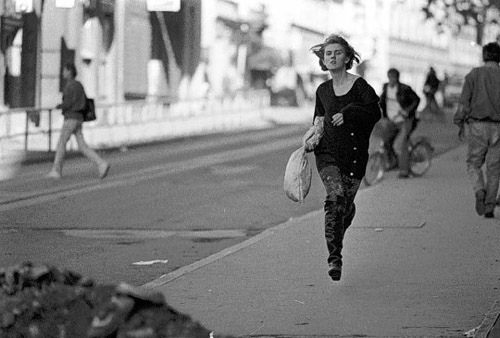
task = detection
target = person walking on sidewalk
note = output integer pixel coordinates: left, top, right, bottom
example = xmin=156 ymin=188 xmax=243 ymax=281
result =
xmin=422 ymin=66 xmax=442 ymax=118
xmin=454 ymin=42 xmax=500 ymax=219
xmin=379 ymin=68 xmax=421 ymax=178
xmin=304 ymin=34 xmax=381 ymax=281
xmin=46 ymin=63 xmax=110 ymax=180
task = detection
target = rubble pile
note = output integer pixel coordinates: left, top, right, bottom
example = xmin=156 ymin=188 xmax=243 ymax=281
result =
xmin=0 ymin=262 xmax=215 ymax=338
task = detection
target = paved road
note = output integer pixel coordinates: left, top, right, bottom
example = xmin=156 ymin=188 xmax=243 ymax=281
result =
xmin=0 ymin=122 xmax=330 ymax=285
xmin=0 ymin=110 xmax=462 ymax=287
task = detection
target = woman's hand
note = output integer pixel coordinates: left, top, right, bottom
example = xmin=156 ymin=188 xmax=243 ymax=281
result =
xmin=302 ymin=127 xmax=315 ymax=149
xmin=302 ymin=116 xmax=325 ymax=152
xmin=302 ymin=126 xmax=319 ymax=152
xmin=332 ymin=113 xmax=344 ymax=126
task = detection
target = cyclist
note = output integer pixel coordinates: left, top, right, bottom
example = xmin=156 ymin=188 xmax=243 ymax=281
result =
xmin=379 ymin=68 xmax=421 ymax=178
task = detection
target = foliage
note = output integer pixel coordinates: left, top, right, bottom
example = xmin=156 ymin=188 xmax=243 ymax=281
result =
xmin=422 ymin=0 xmax=500 ymax=44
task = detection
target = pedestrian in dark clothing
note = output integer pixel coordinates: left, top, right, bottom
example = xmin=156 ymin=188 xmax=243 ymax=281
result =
xmin=423 ymin=66 xmax=441 ymax=117
xmin=454 ymin=42 xmax=500 ymax=218
xmin=46 ymin=63 xmax=110 ymax=180
xmin=379 ymin=68 xmax=421 ymax=178
xmin=303 ymin=34 xmax=381 ymax=281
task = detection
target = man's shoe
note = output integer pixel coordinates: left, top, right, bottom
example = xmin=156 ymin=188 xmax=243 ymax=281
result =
xmin=45 ymin=170 xmax=61 ymax=179
xmin=475 ymin=189 xmax=486 ymax=216
xmin=485 ymin=211 xmax=494 ymax=218
xmin=98 ymin=163 xmax=110 ymax=179
xmin=328 ymin=263 xmax=342 ymax=281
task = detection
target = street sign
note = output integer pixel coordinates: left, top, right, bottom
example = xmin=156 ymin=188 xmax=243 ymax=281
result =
xmin=14 ymin=0 xmax=33 ymax=13
xmin=147 ymin=0 xmax=181 ymax=12
xmin=55 ymin=0 xmax=76 ymax=8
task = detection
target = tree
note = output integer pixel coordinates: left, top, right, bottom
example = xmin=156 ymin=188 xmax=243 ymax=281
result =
xmin=422 ymin=0 xmax=500 ymax=44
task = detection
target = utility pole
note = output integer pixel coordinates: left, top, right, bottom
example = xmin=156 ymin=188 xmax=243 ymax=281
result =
xmin=114 ymin=0 xmax=125 ymax=104
xmin=0 ymin=0 xmax=5 ymax=108
xmin=34 ymin=0 xmax=42 ymax=108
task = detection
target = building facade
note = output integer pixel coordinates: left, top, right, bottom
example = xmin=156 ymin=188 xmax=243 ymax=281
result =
xmin=0 ymin=0 xmax=202 ymax=110
xmin=254 ymin=0 xmax=483 ymax=96
xmin=0 ymin=0 xmax=491 ymax=111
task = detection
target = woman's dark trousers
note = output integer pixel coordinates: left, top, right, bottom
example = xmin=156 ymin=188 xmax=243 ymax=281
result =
xmin=318 ymin=165 xmax=361 ymax=267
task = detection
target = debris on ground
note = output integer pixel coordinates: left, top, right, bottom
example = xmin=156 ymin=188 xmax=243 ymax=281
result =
xmin=0 ymin=262 xmax=227 ymax=338
xmin=464 ymin=326 xmax=479 ymax=337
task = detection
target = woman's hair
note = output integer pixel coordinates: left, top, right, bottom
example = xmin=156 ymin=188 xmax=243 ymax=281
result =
xmin=483 ymin=42 xmax=500 ymax=63
xmin=64 ymin=63 xmax=77 ymax=78
xmin=310 ymin=34 xmax=360 ymax=71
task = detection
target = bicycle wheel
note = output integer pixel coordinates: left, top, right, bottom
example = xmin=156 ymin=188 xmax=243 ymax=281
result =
xmin=409 ymin=141 xmax=433 ymax=176
xmin=364 ymin=152 xmax=385 ymax=186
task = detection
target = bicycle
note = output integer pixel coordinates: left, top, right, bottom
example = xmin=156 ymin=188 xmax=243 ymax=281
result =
xmin=363 ymin=133 xmax=434 ymax=186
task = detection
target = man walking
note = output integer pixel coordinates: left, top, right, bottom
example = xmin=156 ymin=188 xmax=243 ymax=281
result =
xmin=454 ymin=42 xmax=500 ymax=218
xmin=379 ymin=68 xmax=421 ymax=178
xmin=46 ymin=63 xmax=110 ymax=180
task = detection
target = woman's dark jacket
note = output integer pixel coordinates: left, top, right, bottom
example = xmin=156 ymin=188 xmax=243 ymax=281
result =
xmin=313 ymin=77 xmax=381 ymax=179
xmin=379 ymin=82 xmax=420 ymax=120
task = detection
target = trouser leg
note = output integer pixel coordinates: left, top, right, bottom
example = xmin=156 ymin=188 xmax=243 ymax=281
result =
xmin=393 ymin=120 xmax=411 ymax=174
xmin=319 ymin=165 xmax=360 ymax=266
xmin=343 ymin=199 xmax=356 ymax=232
xmin=324 ymin=200 xmax=345 ymax=266
xmin=385 ymin=123 xmax=399 ymax=169
xmin=484 ymin=124 xmax=500 ymax=213
xmin=466 ymin=123 xmax=488 ymax=194
xmin=73 ymin=123 xmax=106 ymax=167
xmin=52 ymin=119 xmax=78 ymax=173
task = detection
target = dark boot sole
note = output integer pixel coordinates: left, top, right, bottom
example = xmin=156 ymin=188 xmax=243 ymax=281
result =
xmin=485 ymin=211 xmax=494 ymax=218
xmin=328 ymin=268 xmax=342 ymax=281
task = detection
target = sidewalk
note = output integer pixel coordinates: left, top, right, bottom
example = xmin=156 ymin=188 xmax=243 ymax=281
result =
xmin=144 ymin=145 xmax=500 ymax=337
xmin=0 ymin=106 xmax=313 ymax=181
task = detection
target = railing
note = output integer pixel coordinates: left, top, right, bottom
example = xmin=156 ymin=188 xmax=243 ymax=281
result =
xmin=0 ymin=89 xmax=271 ymax=154
xmin=0 ymin=106 xmax=56 ymax=152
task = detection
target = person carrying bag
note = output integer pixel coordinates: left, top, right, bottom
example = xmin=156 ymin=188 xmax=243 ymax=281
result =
xmin=46 ymin=63 xmax=110 ymax=180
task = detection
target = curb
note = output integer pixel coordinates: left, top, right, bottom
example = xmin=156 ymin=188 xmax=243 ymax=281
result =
xmin=15 ymin=107 xmax=313 ymax=167
xmin=18 ymin=122 xmax=308 ymax=167
xmin=475 ymin=299 xmax=500 ymax=338
xmin=138 ymin=145 xmax=461 ymax=291
xmin=140 ymin=209 xmax=323 ymax=290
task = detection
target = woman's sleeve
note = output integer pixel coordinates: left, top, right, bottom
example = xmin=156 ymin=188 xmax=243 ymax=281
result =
xmin=313 ymin=88 xmax=326 ymax=123
xmin=341 ymin=79 xmax=381 ymax=126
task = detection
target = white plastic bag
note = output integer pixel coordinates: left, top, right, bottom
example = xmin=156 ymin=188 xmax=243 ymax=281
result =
xmin=284 ymin=147 xmax=312 ymax=202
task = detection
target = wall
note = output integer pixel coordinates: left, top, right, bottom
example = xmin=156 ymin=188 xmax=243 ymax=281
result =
xmin=122 ymin=0 xmax=149 ymax=100
xmin=39 ymin=0 xmax=80 ymax=108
